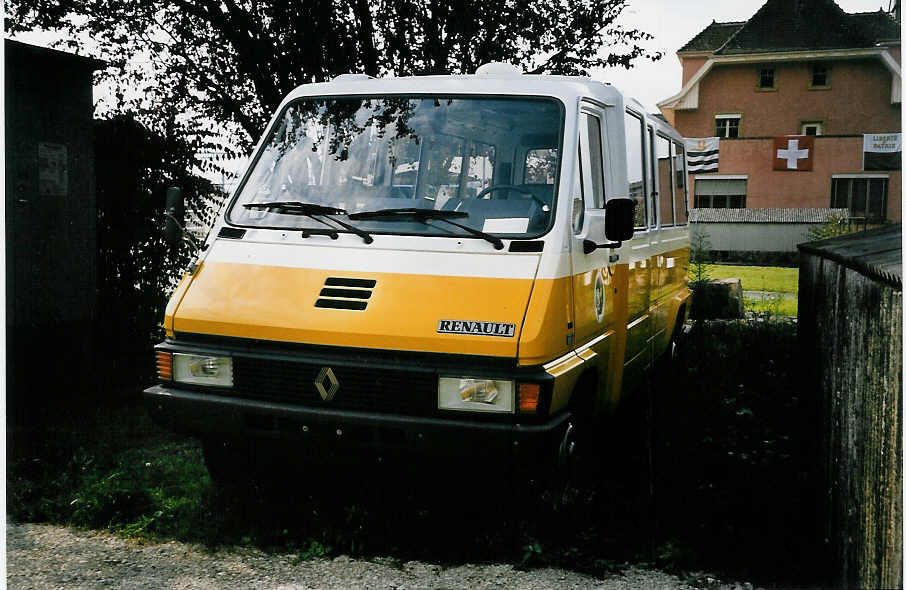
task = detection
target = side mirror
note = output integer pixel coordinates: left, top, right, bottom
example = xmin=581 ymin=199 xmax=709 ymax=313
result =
xmin=164 ymin=186 xmax=184 ymax=247
xmin=604 ymin=198 xmax=635 ymax=242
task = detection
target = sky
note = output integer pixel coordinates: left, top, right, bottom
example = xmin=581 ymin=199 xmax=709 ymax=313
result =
xmin=595 ymin=0 xmax=897 ymax=112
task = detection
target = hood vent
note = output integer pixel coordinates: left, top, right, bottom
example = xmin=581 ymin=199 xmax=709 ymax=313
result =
xmin=315 ymin=277 xmax=376 ymax=311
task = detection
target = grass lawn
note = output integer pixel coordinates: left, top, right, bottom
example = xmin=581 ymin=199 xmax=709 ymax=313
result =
xmin=707 ymin=264 xmax=799 ymax=294
xmin=706 ymin=264 xmax=799 ymax=316
xmin=744 ymin=295 xmax=798 ymax=317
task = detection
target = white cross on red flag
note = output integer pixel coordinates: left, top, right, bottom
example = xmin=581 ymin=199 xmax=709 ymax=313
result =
xmin=773 ymin=135 xmax=814 ymax=171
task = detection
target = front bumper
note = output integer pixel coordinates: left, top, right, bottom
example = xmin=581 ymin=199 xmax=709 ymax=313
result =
xmin=143 ymin=384 xmax=571 ymax=468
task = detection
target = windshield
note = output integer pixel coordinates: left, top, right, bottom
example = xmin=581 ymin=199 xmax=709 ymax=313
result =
xmin=228 ymin=96 xmax=563 ymax=239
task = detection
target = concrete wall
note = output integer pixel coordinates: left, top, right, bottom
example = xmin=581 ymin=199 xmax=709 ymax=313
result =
xmin=798 ymin=253 xmax=902 ymax=590
xmin=692 ymin=221 xmax=820 ymax=252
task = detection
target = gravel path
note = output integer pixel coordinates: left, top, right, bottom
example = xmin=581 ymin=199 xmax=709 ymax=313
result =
xmin=7 ymin=522 xmax=749 ymax=590
xmin=742 ymin=290 xmax=796 ymax=300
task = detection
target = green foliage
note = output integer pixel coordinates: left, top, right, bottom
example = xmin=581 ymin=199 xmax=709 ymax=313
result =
xmin=94 ymin=114 xmax=226 ymax=380
xmin=688 ymin=230 xmax=712 ymax=287
xmin=519 ymin=542 xmax=544 ymax=567
xmin=8 ymin=404 xmax=215 ymax=540
xmin=7 ymin=0 xmax=661 ymax=149
xmin=295 ymin=540 xmax=333 ymax=561
xmin=744 ymin=295 xmax=798 ymax=317
xmin=655 ymin=318 xmax=816 ymax=581
xmin=807 ymin=215 xmax=853 ymax=241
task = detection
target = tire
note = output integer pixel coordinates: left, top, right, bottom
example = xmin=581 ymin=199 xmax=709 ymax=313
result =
xmin=549 ymin=378 xmax=599 ymax=509
xmin=659 ymin=308 xmax=689 ymax=372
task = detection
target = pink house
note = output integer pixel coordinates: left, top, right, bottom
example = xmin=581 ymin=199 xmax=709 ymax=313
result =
xmin=658 ymin=0 xmax=901 ymax=222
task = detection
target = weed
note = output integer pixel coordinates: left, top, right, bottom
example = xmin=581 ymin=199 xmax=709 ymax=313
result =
xmin=295 ymin=540 xmax=332 ymax=561
xmin=519 ymin=542 xmax=544 ymax=568
xmin=744 ymin=295 xmax=797 ymax=317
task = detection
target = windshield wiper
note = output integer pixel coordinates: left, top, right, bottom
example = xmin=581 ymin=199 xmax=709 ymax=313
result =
xmin=243 ymin=201 xmax=373 ymax=244
xmin=349 ymin=208 xmax=504 ymax=250
xmin=348 ymin=207 xmax=467 ymax=220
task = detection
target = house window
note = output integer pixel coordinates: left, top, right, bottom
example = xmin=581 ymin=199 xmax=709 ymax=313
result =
xmin=694 ymin=177 xmax=747 ymax=208
xmin=801 ymin=122 xmax=824 ymax=136
xmin=715 ymin=114 xmax=741 ymax=138
xmin=811 ymin=63 xmax=829 ymax=87
xmin=831 ymin=176 xmax=888 ymax=220
xmin=758 ymin=68 xmax=775 ymax=89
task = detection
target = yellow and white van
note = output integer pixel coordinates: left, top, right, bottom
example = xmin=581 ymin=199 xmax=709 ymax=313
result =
xmin=145 ymin=63 xmax=691 ymax=479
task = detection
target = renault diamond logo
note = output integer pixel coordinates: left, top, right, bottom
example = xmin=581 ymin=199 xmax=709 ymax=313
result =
xmin=314 ymin=367 xmax=339 ymax=401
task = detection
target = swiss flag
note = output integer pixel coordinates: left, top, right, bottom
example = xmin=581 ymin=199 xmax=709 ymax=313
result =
xmin=773 ymin=135 xmax=814 ymax=171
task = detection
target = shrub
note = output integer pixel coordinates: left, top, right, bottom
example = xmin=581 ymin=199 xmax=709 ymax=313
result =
xmin=807 ymin=215 xmax=852 ymax=241
xmin=94 ymin=114 xmax=226 ymax=385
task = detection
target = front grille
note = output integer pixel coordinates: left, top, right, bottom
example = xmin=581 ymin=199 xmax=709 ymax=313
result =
xmin=233 ymin=356 xmax=437 ymax=416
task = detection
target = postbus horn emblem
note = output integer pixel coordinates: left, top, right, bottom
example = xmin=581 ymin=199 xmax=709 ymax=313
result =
xmin=314 ymin=367 xmax=339 ymax=401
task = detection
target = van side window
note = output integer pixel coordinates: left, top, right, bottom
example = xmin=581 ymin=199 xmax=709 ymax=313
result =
xmin=655 ymin=134 xmax=674 ymax=226
xmin=625 ymin=111 xmax=647 ymax=229
xmin=582 ymin=112 xmax=606 ymax=208
xmin=648 ymin=125 xmax=657 ymax=227
xmin=672 ymin=141 xmax=688 ymax=225
xmin=573 ymin=147 xmax=585 ymax=234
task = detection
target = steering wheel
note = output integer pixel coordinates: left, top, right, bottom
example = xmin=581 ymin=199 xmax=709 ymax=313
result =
xmin=473 ymin=184 xmax=550 ymax=211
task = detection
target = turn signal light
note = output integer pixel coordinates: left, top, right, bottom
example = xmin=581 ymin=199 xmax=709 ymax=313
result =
xmin=518 ymin=382 xmax=540 ymax=413
xmin=156 ymin=351 xmax=173 ymax=381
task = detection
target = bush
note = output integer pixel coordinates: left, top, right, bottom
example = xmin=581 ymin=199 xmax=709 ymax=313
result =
xmin=94 ymin=114 xmax=226 ymax=385
xmin=654 ymin=317 xmax=818 ymax=582
xmin=8 ymin=401 xmax=215 ymax=540
xmin=806 ymin=215 xmax=852 ymax=241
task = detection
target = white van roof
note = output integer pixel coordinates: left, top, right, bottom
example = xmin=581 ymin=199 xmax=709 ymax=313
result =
xmin=283 ymin=72 xmax=624 ymax=108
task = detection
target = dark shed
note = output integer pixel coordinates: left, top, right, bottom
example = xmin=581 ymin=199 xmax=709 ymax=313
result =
xmin=798 ymin=224 xmax=902 ymax=590
xmin=5 ymin=40 xmax=106 ymax=411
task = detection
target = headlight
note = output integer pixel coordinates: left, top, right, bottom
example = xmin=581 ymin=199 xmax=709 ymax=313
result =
xmin=437 ymin=377 xmax=514 ymax=413
xmin=172 ymin=354 xmax=233 ymax=387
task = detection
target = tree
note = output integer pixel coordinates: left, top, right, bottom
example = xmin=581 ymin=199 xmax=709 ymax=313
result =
xmin=688 ymin=228 xmax=712 ymax=287
xmin=7 ymin=0 xmax=661 ymax=150
xmin=94 ymin=114 xmax=224 ymax=378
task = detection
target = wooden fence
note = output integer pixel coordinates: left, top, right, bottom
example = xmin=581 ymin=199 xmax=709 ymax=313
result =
xmin=798 ymin=225 xmax=902 ymax=590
